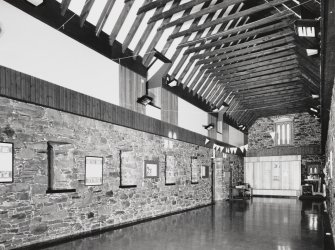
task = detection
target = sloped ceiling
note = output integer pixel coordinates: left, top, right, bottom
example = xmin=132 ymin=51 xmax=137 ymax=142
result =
xmin=6 ymin=0 xmax=321 ymax=131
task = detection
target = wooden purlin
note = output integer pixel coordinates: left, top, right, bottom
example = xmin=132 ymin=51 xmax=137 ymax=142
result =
xmin=61 ymin=0 xmax=71 ymax=16
xmin=169 ymin=1 xmax=232 ymax=79
xmin=95 ymin=0 xmax=117 ymax=36
xmin=109 ymin=0 xmax=135 ymax=46
xmin=79 ymin=0 xmax=95 ymax=27
xmin=122 ymin=0 xmax=153 ymax=53
xmin=167 ymin=0 xmax=292 ymax=40
xmin=148 ymin=0 xmax=212 ymax=23
xmin=190 ymin=28 xmax=294 ymax=61
xmin=201 ymin=43 xmax=296 ymax=70
xmin=137 ymin=0 xmax=172 ymax=15
xmin=142 ymin=0 xmax=182 ymax=66
xmin=205 ymin=49 xmax=296 ymax=74
xmin=177 ymin=11 xmax=293 ymax=49
xmin=159 ymin=0 xmax=248 ymax=30
xmin=195 ymin=36 xmax=295 ymax=66
xmin=177 ymin=4 xmax=245 ymax=86
xmin=185 ymin=20 xmax=290 ymax=55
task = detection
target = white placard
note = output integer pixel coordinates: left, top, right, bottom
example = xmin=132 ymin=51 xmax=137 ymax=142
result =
xmin=0 ymin=143 xmax=13 ymax=183
xmin=85 ymin=157 xmax=103 ymax=186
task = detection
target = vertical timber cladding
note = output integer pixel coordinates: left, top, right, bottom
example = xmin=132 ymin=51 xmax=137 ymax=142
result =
xmin=0 ymin=96 xmax=214 ymax=249
xmin=245 ymin=155 xmax=301 ymax=196
xmin=0 ymin=65 xmax=232 ymax=148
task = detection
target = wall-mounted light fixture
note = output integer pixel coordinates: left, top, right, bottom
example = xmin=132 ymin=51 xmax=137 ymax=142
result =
xmin=310 ymin=107 xmax=318 ymax=113
xmin=26 ymin=0 xmax=44 ymax=6
xmin=311 ymin=94 xmax=319 ymax=99
xmin=212 ymin=105 xmax=226 ymax=113
xmin=203 ymin=123 xmax=215 ymax=131
xmin=137 ymin=95 xmax=153 ymax=106
xmin=306 ymin=49 xmax=319 ymax=56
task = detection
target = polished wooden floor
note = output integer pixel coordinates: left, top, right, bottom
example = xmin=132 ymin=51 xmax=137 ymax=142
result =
xmin=44 ymin=198 xmax=323 ymax=250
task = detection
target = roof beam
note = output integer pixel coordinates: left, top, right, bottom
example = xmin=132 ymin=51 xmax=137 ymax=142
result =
xmin=159 ymin=0 xmax=248 ymax=31
xmin=191 ymin=28 xmax=294 ymax=61
xmin=137 ymin=0 xmax=172 ymax=14
xmin=177 ymin=11 xmax=293 ymax=48
xmin=185 ymin=20 xmax=290 ymax=55
xmin=61 ymin=0 xmax=71 ymax=16
xmin=79 ymin=0 xmax=96 ymax=27
xmin=196 ymin=35 xmax=295 ymax=66
xmin=109 ymin=0 xmax=135 ymax=45
xmin=202 ymin=43 xmax=296 ymax=70
xmin=95 ymin=0 xmax=117 ymax=36
xmin=205 ymin=49 xmax=295 ymax=74
xmin=148 ymin=0 xmax=212 ymax=23
xmin=167 ymin=0 xmax=292 ymax=40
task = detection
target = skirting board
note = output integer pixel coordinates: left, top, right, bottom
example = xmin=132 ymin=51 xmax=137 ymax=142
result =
xmin=252 ymin=189 xmax=301 ymax=197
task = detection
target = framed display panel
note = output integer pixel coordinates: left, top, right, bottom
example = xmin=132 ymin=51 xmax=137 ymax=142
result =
xmin=120 ymin=150 xmax=139 ymax=188
xmin=85 ymin=157 xmax=103 ymax=186
xmin=46 ymin=141 xmax=76 ymax=193
xmin=191 ymin=157 xmax=199 ymax=184
xmin=144 ymin=160 xmax=159 ymax=178
xmin=165 ymin=155 xmax=176 ymax=185
xmin=0 ymin=142 xmax=14 ymax=183
xmin=201 ymin=165 xmax=210 ymax=178
xmin=306 ymin=162 xmax=320 ymax=175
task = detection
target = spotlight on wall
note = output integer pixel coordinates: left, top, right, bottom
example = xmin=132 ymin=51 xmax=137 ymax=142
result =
xmin=26 ymin=0 xmax=44 ymax=6
xmin=137 ymin=95 xmax=153 ymax=106
xmin=203 ymin=123 xmax=215 ymax=131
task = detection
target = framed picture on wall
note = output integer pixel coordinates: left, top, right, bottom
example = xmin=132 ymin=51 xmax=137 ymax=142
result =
xmin=85 ymin=156 xmax=103 ymax=186
xmin=144 ymin=160 xmax=159 ymax=178
xmin=165 ymin=155 xmax=176 ymax=185
xmin=0 ymin=142 xmax=14 ymax=183
xmin=191 ymin=157 xmax=199 ymax=184
xmin=201 ymin=165 xmax=209 ymax=178
xmin=120 ymin=150 xmax=139 ymax=188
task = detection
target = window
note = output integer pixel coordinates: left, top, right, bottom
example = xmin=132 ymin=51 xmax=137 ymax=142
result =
xmin=275 ymin=121 xmax=293 ymax=145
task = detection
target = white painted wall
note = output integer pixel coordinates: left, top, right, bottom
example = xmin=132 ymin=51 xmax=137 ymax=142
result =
xmin=0 ymin=1 xmax=119 ymax=105
xmin=229 ymin=126 xmax=245 ymax=147
xmin=178 ymin=98 xmax=208 ymax=136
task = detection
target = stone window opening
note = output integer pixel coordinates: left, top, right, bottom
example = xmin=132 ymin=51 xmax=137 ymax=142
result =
xmin=275 ymin=121 xmax=293 ymax=146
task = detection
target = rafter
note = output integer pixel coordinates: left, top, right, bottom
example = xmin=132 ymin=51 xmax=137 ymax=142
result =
xmin=79 ymin=0 xmax=95 ymax=27
xmin=61 ymin=0 xmax=71 ymax=16
xmin=95 ymin=0 xmax=117 ymax=36
xmin=137 ymin=0 xmax=172 ymax=14
xmin=205 ymin=49 xmax=296 ymax=74
xmin=167 ymin=0 xmax=292 ymax=40
xmin=190 ymin=28 xmax=294 ymax=61
xmin=185 ymin=20 xmax=290 ymax=55
xmin=196 ymin=36 xmax=295 ymax=66
xmin=159 ymin=0 xmax=248 ymax=31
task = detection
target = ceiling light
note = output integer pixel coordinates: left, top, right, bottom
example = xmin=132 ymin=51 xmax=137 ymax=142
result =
xmin=137 ymin=95 xmax=153 ymax=106
xmin=294 ymin=19 xmax=319 ymax=38
xmin=26 ymin=0 xmax=44 ymax=6
xmin=203 ymin=123 xmax=215 ymax=131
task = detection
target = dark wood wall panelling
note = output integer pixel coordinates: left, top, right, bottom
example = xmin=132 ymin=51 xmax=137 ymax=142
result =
xmin=0 ymin=65 xmax=238 ymax=151
xmin=119 ymin=65 xmax=146 ymax=114
xmin=207 ymin=114 xmax=217 ymax=139
xmin=247 ymin=145 xmax=321 ymax=157
xmin=161 ymin=87 xmax=178 ymax=126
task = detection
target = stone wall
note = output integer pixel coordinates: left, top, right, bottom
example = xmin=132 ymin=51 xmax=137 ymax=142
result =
xmin=214 ymin=155 xmax=244 ymax=201
xmin=325 ymin=83 xmax=335 ymax=234
xmin=248 ymin=112 xmax=321 ymax=150
xmin=0 ymin=97 xmax=218 ymax=249
xmin=247 ymin=112 xmax=323 ymax=180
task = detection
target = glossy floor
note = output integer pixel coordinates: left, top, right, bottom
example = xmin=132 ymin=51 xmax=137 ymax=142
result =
xmin=44 ymin=198 xmax=323 ymax=250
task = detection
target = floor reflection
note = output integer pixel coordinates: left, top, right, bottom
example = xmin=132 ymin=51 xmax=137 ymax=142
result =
xmin=43 ymin=198 xmax=323 ymax=250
